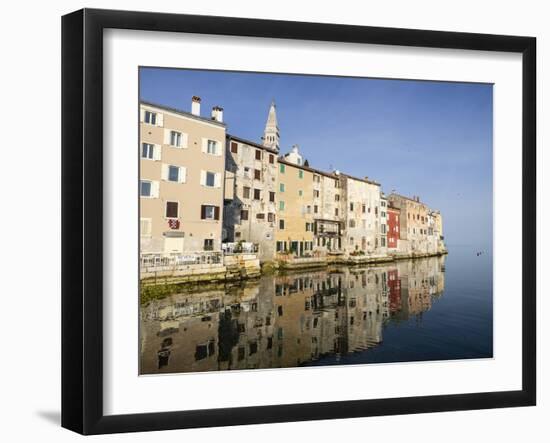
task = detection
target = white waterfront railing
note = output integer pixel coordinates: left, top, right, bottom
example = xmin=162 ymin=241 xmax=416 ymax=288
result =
xmin=140 ymin=251 xmax=223 ymax=271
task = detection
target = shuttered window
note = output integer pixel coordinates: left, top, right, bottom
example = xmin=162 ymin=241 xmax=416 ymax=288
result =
xmin=144 ymin=111 xmax=156 ymax=125
xmin=231 ymin=142 xmax=238 ymax=153
xmin=165 ymin=201 xmax=178 ymax=218
xmin=201 ymin=205 xmax=220 ymax=220
xmin=141 ymin=143 xmax=154 ymax=159
xmin=140 ymin=218 xmax=152 ymax=237
xmin=140 ymin=180 xmax=152 ymax=197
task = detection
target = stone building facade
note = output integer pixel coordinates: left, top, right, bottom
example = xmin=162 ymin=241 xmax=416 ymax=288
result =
xmin=340 ymin=173 xmax=382 ymax=255
xmin=312 ymin=170 xmax=344 ymax=255
xmin=223 ymin=135 xmax=279 ymax=261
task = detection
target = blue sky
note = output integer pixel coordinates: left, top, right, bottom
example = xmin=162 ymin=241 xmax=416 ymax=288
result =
xmin=140 ymin=68 xmax=493 ymax=249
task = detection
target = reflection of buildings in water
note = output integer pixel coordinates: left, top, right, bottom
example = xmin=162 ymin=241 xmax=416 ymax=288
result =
xmin=140 ymin=255 xmax=446 ymax=374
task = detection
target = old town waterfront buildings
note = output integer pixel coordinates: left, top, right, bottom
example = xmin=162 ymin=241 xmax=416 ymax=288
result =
xmin=139 ymin=97 xmax=446 ymax=268
xmin=387 ymin=193 xmax=444 ymax=255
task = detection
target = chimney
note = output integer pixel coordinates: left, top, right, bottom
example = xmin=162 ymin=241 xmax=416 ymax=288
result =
xmin=211 ymin=106 xmax=223 ymax=123
xmin=191 ymin=96 xmax=201 ymax=116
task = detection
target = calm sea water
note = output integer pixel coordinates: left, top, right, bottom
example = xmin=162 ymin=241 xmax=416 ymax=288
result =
xmin=140 ymin=246 xmax=493 ymax=374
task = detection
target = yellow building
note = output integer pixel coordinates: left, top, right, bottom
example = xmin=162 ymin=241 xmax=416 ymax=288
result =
xmin=140 ymin=98 xmax=226 ymax=255
xmin=275 ymin=153 xmax=315 ymax=256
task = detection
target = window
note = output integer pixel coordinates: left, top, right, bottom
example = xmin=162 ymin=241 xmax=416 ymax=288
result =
xmin=314 ymin=205 xmax=318 ymax=214
xmin=313 ymin=174 xmax=320 ymax=183
xmin=298 ymin=170 xmax=304 ymax=179
xmin=201 ymin=205 xmax=220 ymax=220
xmin=255 ymin=150 xmax=262 ymax=160
xmin=269 ymin=154 xmax=274 ymax=164
xmin=298 ymin=190 xmax=303 ymax=197
xmin=165 ymin=201 xmax=178 ymax=218
xmin=314 ymin=190 xmax=320 ymax=198
xmin=253 ymin=189 xmax=261 ymax=200
xmin=204 ymin=239 xmax=214 ymax=251
xmin=279 ymin=201 xmax=285 ymax=211
xmin=243 ymin=186 xmax=251 ymax=199
xmin=381 ymin=200 xmax=386 ymax=207
xmin=268 ymin=212 xmax=275 ymax=222
xmin=381 ymin=211 xmax=386 ymax=218
xmin=230 ymin=141 xmax=238 ymax=153
xmin=140 ymin=180 xmax=152 ymax=197
xmin=269 ymin=191 xmax=275 ymax=202
xmin=279 ymin=163 xmax=285 ymax=173
xmin=279 ymin=183 xmax=285 ymax=192
xmin=335 ymin=194 xmax=340 ymax=201
xmin=144 ymin=110 xmax=156 ymax=125
xmin=381 ymin=237 xmax=386 ymax=247
xmin=168 ymin=165 xmax=180 ymax=182
xmin=201 ymin=170 xmax=220 ymax=187
xmin=381 ymin=224 xmax=387 ymax=234
xmin=141 ymin=143 xmax=155 ymax=159
xmin=349 ymin=220 xmax=356 ymax=228
xmin=362 ymin=204 xmax=366 ymax=213
xmin=254 ymin=169 xmax=261 ymax=180
xmin=207 ymin=140 xmax=217 ymax=154
xmin=279 ymin=219 xmax=285 ymax=230
xmin=256 ymin=213 xmax=265 ymax=220
xmin=335 ymin=208 xmax=339 ymax=216
xmin=305 ymin=222 xmax=313 ymax=232
xmin=205 ymin=171 xmax=216 ymax=187
xmin=170 ymin=130 xmax=181 ymax=147
xmin=240 ymin=210 xmax=249 ymax=221
xmin=140 ymin=218 xmax=152 ymax=237
xmin=350 ymin=202 xmax=354 ymax=211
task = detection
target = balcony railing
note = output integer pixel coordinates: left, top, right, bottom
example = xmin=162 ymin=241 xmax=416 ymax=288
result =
xmin=222 ymin=242 xmax=259 ymax=255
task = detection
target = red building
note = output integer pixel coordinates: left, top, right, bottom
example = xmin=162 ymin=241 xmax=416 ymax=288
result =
xmin=387 ymin=205 xmax=400 ymax=249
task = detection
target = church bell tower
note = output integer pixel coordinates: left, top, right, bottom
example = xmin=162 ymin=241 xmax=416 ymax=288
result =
xmin=263 ymin=101 xmax=280 ymax=152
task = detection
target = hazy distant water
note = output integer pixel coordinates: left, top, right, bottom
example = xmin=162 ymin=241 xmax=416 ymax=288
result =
xmin=140 ymin=246 xmax=493 ymax=374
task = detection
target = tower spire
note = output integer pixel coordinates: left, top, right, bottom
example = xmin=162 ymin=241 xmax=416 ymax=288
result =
xmin=263 ymin=100 xmax=280 ymax=152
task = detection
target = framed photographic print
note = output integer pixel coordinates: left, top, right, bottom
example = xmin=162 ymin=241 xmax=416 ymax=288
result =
xmin=61 ymin=8 xmax=536 ymax=435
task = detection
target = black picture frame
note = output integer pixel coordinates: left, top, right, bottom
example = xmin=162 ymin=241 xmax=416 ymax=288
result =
xmin=61 ymin=8 xmax=536 ymax=435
